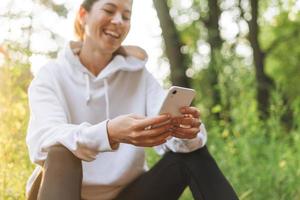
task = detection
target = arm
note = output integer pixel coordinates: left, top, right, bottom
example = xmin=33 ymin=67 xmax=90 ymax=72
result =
xmin=26 ymin=67 xmax=113 ymax=165
xmin=27 ymin=66 xmax=172 ymax=165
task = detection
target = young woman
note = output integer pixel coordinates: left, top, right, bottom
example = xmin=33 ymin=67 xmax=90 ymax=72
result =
xmin=26 ymin=0 xmax=238 ymax=199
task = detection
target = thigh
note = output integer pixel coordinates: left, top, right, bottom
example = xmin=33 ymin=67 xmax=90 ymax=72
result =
xmin=114 ymin=152 xmax=188 ymax=200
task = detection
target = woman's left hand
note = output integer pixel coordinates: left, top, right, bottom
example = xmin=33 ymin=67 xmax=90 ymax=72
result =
xmin=170 ymin=106 xmax=202 ymax=139
xmin=115 ymin=45 xmax=147 ymax=60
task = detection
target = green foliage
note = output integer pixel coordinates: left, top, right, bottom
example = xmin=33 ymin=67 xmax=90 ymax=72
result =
xmin=263 ymin=13 xmax=300 ymax=99
xmin=0 ymin=58 xmax=34 ymax=199
xmin=38 ymin=0 xmax=68 ymax=17
xmin=205 ymin=71 xmax=300 ymax=199
xmin=147 ymin=63 xmax=300 ymax=199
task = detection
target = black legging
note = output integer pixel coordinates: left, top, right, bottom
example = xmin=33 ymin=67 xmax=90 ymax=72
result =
xmin=37 ymin=146 xmax=239 ymax=200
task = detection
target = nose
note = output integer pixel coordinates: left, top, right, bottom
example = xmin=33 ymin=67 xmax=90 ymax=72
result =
xmin=111 ymin=13 xmax=123 ymax=25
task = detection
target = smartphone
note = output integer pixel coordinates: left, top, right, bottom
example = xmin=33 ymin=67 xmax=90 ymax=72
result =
xmin=145 ymin=86 xmax=196 ymax=130
xmin=158 ymin=86 xmax=196 ymax=117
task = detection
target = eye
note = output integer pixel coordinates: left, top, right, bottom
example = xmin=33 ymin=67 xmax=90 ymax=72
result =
xmin=122 ymin=15 xmax=130 ymax=21
xmin=122 ymin=12 xmax=131 ymax=21
xmin=102 ymin=9 xmax=114 ymax=15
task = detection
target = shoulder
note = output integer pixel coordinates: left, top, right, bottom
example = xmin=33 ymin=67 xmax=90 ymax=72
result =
xmin=115 ymin=45 xmax=148 ymax=61
xmin=32 ymin=59 xmax=64 ymax=84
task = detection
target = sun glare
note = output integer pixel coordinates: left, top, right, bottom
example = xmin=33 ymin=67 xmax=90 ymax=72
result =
xmin=0 ymin=0 xmax=166 ymax=83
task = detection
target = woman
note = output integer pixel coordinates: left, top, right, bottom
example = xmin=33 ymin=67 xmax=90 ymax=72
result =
xmin=26 ymin=0 xmax=239 ymax=199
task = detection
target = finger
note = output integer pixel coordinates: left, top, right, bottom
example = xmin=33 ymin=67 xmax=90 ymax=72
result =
xmin=136 ymin=131 xmax=171 ymax=147
xmin=142 ymin=123 xmax=172 ymax=138
xmin=126 ymin=123 xmax=171 ymax=144
xmin=149 ymin=130 xmax=172 ymax=140
xmin=171 ymin=132 xmax=188 ymax=139
xmin=128 ymin=113 xmax=146 ymax=119
xmin=172 ymin=127 xmax=200 ymax=138
xmin=180 ymin=106 xmax=200 ymax=118
xmin=172 ymin=117 xmax=201 ymax=127
xmin=122 ymin=45 xmax=148 ymax=60
xmin=135 ymin=114 xmax=171 ymax=129
xmin=172 ymin=129 xmax=198 ymax=139
xmin=172 ymin=132 xmax=197 ymax=139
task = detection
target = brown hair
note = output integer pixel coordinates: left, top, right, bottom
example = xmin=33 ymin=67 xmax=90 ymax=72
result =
xmin=74 ymin=0 xmax=99 ymax=41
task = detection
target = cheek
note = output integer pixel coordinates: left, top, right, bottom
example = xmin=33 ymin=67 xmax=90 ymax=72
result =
xmin=89 ymin=14 xmax=106 ymax=29
xmin=123 ymin=23 xmax=131 ymax=37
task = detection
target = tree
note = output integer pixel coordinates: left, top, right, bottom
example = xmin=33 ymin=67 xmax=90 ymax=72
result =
xmin=153 ymin=0 xmax=190 ymax=88
xmin=238 ymin=0 xmax=296 ymax=128
xmin=197 ymin=0 xmax=224 ymax=118
xmin=238 ymin=0 xmax=274 ymax=119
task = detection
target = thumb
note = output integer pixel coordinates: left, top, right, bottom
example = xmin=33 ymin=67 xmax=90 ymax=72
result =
xmin=128 ymin=113 xmax=146 ymax=119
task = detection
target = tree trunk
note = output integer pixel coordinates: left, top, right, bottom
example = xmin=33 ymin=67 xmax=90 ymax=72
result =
xmin=153 ymin=0 xmax=190 ymax=87
xmin=248 ymin=0 xmax=274 ymax=119
xmin=207 ymin=0 xmax=223 ymax=110
xmin=199 ymin=0 xmax=224 ymax=118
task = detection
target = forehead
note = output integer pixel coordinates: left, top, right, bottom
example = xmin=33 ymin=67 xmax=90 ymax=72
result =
xmin=93 ymin=0 xmax=132 ymax=11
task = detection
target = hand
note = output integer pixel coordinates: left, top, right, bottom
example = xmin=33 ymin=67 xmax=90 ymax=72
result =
xmin=170 ymin=106 xmax=202 ymax=139
xmin=107 ymin=114 xmax=172 ymax=147
xmin=114 ymin=45 xmax=147 ymax=60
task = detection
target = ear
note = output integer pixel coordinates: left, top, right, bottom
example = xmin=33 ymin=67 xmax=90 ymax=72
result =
xmin=78 ymin=6 xmax=88 ymax=26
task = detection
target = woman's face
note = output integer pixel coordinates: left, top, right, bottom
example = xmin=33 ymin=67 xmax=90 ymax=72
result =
xmin=81 ymin=0 xmax=132 ymax=53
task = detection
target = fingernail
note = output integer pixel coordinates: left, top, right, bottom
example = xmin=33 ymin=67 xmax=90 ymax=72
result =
xmin=166 ymin=136 xmax=172 ymax=140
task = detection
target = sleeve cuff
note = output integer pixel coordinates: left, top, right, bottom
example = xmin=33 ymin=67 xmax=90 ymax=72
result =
xmin=82 ymin=120 xmax=114 ymax=152
xmin=163 ymin=123 xmax=208 ymax=153
xmin=198 ymin=123 xmax=207 ymax=147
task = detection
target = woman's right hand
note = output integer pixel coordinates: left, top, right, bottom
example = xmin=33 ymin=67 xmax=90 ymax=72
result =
xmin=107 ymin=114 xmax=172 ymax=148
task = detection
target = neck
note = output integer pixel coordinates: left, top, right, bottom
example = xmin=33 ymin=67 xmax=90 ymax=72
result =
xmin=79 ymin=40 xmax=113 ymax=76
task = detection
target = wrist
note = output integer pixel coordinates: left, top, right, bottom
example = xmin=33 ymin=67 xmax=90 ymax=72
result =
xmin=107 ymin=120 xmax=120 ymax=150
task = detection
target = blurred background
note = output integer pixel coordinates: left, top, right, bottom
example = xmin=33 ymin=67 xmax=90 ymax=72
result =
xmin=0 ymin=0 xmax=300 ymax=199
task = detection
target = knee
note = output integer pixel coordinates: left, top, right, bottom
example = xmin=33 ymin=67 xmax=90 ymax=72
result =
xmin=44 ymin=145 xmax=82 ymax=175
xmin=170 ymin=146 xmax=213 ymax=164
xmin=189 ymin=145 xmax=211 ymax=159
xmin=187 ymin=146 xmax=220 ymax=171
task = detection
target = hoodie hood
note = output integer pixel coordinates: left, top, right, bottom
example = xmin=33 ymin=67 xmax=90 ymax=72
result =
xmin=57 ymin=41 xmax=147 ymax=117
xmin=59 ymin=41 xmax=147 ymax=80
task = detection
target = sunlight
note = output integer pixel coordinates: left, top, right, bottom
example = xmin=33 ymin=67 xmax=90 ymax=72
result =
xmin=0 ymin=0 xmax=166 ymax=83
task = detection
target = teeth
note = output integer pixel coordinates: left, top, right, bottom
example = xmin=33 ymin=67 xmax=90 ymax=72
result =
xmin=104 ymin=30 xmax=120 ymax=38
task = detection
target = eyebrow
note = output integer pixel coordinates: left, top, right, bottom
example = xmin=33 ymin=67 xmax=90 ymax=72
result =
xmin=103 ymin=3 xmax=131 ymax=13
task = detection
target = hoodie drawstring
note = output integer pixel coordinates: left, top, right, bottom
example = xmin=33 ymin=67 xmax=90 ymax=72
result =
xmin=84 ymin=73 xmax=110 ymax=119
xmin=84 ymin=73 xmax=91 ymax=104
xmin=104 ymin=79 xmax=110 ymax=119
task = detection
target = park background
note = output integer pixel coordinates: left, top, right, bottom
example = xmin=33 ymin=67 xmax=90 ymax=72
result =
xmin=1 ymin=0 xmax=300 ymax=199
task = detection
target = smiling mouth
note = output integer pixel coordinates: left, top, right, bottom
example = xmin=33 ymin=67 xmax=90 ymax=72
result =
xmin=103 ymin=30 xmax=120 ymax=39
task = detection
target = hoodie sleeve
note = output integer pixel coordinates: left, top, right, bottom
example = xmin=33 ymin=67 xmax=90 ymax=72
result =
xmin=26 ymin=67 xmax=113 ymax=165
xmin=145 ymin=70 xmax=207 ymax=155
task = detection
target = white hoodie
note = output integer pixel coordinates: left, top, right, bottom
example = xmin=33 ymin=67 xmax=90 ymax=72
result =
xmin=26 ymin=41 xmax=207 ymax=200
